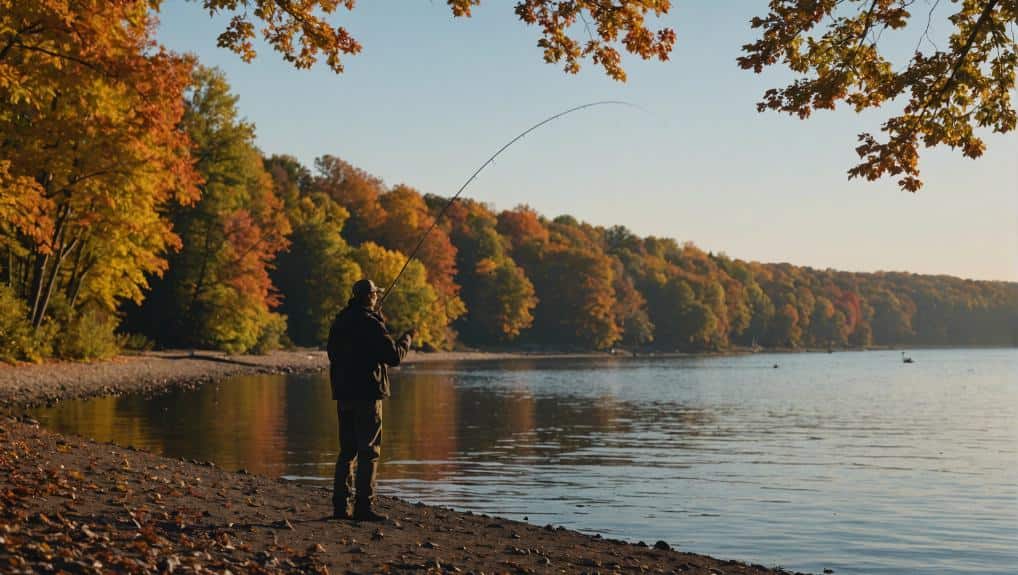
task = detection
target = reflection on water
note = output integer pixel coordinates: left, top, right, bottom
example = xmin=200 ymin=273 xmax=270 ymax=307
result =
xmin=32 ymin=350 xmax=1018 ymax=575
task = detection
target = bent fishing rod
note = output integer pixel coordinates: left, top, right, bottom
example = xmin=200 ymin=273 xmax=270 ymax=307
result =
xmin=377 ymin=100 xmax=640 ymax=310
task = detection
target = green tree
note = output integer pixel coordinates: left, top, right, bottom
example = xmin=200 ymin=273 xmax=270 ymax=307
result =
xmin=353 ymin=242 xmax=443 ymax=349
xmin=649 ymin=277 xmax=718 ymax=351
xmin=267 ymin=155 xmax=360 ymax=346
xmin=443 ymin=199 xmax=536 ymax=344
xmin=127 ymin=67 xmax=290 ymax=353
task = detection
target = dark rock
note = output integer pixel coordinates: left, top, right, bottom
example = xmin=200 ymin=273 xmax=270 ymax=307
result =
xmin=654 ymin=540 xmax=672 ymax=551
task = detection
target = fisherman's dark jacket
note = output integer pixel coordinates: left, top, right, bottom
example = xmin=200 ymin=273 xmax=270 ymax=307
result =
xmin=327 ymin=304 xmax=411 ymax=401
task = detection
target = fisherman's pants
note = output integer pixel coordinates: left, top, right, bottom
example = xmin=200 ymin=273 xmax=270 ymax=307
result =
xmin=332 ymin=400 xmax=382 ymax=512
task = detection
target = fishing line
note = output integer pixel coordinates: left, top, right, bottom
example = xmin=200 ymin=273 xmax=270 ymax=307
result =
xmin=378 ymin=100 xmax=644 ymax=310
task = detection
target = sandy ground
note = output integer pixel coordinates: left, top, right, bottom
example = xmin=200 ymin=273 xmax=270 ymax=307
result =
xmin=0 ymin=350 xmax=809 ymax=574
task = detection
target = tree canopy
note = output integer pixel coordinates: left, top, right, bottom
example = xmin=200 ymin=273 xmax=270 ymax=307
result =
xmin=7 ymin=2 xmax=1012 ymax=191
xmin=192 ymin=0 xmax=1015 ymax=191
xmin=1 ymin=1 xmax=1015 ymax=362
xmin=739 ymin=0 xmax=1017 ymax=191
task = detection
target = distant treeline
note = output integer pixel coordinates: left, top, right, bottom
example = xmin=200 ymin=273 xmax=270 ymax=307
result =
xmin=2 ymin=66 xmax=1015 ymax=362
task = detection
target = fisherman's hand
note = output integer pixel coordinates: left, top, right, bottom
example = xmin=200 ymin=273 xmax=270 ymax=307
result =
xmin=402 ymin=326 xmax=418 ymax=341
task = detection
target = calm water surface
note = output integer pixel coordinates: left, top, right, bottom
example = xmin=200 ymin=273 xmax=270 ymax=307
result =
xmin=31 ymin=349 xmax=1018 ymax=574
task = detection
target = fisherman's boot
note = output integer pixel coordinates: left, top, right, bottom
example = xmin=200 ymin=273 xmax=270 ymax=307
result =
xmin=353 ymin=458 xmax=387 ymax=522
xmin=331 ymin=456 xmax=355 ymax=520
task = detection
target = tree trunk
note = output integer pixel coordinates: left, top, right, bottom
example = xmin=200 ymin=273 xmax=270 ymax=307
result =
xmin=30 ymin=203 xmax=71 ymax=329
xmin=28 ymin=251 xmax=51 ymax=326
xmin=185 ymin=216 xmax=216 ymax=341
xmin=69 ymin=262 xmax=92 ymax=310
xmin=63 ymin=238 xmax=86 ymax=301
xmin=36 ymin=236 xmax=79 ymax=327
xmin=3 ymin=248 xmax=11 ymax=287
xmin=17 ymin=251 xmax=30 ymax=300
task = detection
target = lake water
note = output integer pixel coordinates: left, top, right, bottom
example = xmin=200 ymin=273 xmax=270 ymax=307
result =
xmin=31 ymin=349 xmax=1017 ymax=574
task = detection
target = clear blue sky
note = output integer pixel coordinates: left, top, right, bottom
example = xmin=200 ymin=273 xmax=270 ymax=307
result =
xmin=156 ymin=2 xmax=1017 ymax=282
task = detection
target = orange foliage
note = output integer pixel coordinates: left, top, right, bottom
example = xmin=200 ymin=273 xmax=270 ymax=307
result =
xmin=496 ymin=206 xmax=550 ymax=249
xmin=378 ymin=185 xmax=460 ymax=301
xmin=0 ymin=0 xmax=198 ymax=327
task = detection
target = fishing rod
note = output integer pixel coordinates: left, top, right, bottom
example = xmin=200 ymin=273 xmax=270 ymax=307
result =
xmin=377 ymin=100 xmax=640 ymax=310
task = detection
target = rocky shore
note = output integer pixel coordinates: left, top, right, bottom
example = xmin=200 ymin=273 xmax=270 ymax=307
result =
xmin=0 ymin=351 xmax=806 ymax=574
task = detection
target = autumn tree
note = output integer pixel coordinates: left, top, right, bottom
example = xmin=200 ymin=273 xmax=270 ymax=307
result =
xmin=126 ymin=67 xmax=290 ymax=353
xmin=353 ymin=242 xmax=444 ymax=348
xmin=190 ymin=1 xmax=1014 ymax=190
xmin=309 ymin=160 xmax=466 ymax=348
xmin=267 ymin=155 xmax=360 ymax=346
xmin=505 ymin=215 xmax=622 ymax=350
xmin=439 ymin=198 xmax=537 ymax=344
xmin=641 ymin=276 xmax=715 ymax=351
xmin=376 ymin=185 xmax=466 ymax=345
xmin=0 ymin=0 xmax=197 ymax=358
xmin=612 ymin=268 xmax=654 ymax=348
xmin=600 ymin=226 xmax=655 ymax=347
xmin=496 ymin=205 xmax=550 ymax=250
xmin=527 ymin=245 xmax=621 ymax=349
xmin=311 ymin=155 xmax=386 ymax=244
xmin=754 ymin=266 xmax=809 ymax=348
xmin=714 ymin=255 xmax=767 ymax=346
xmin=740 ymin=0 xmax=1017 ymax=191
xmin=810 ymin=296 xmax=847 ymax=347
xmin=194 ymin=0 xmax=675 ymax=80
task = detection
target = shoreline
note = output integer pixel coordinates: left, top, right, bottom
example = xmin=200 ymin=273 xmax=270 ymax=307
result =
xmin=0 ymin=348 xmax=688 ymax=410
xmin=0 ymin=349 xmax=806 ymax=574
xmin=3 ymin=344 xmax=1009 ymax=410
xmin=2 ymin=416 xmax=793 ymax=575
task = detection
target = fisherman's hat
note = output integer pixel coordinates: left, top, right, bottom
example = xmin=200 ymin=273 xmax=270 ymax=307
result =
xmin=352 ymin=279 xmax=382 ymax=297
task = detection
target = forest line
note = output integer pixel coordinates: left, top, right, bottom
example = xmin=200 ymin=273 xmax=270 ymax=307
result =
xmin=4 ymin=64 xmax=1015 ymax=362
xmin=1 ymin=2 xmax=1015 ymax=362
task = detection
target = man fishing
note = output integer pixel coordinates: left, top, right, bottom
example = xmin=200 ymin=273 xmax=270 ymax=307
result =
xmin=324 ymin=101 xmax=629 ymax=522
xmin=327 ymin=279 xmax=415 ymax=521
